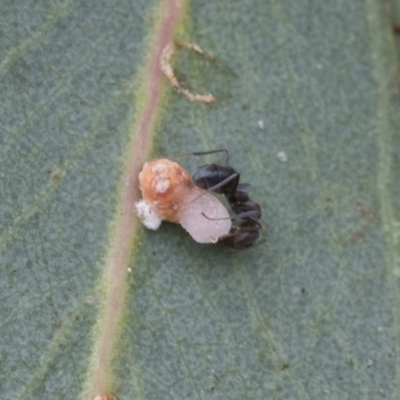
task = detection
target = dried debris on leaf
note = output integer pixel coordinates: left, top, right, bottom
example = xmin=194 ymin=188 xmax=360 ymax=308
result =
xmin=160 ymin=42 xmax=215 ymax=103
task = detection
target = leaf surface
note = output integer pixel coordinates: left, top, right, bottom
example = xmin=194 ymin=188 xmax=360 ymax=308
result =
xmin=1 ymin=1 xmax=399 ymax=399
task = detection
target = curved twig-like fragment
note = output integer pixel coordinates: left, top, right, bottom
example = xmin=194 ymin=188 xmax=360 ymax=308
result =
xmin=160 ymin=42 xmax=216 ymax=103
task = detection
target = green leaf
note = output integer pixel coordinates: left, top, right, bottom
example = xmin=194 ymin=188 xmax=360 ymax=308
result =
xmin=1 ymin=1 xmax=399 ymax=399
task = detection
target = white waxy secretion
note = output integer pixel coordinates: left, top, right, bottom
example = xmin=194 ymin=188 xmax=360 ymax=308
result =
xmin=151 ymin=162 xmax=171 ymax=193
xmin=134 ymin=199 xmax=163 ymax=230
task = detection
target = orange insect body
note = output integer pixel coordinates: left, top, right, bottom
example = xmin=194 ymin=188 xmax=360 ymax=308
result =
xmin=139 ymin=158 xmax=193 ymax=223
xmin=137 ymin=158 xmax=232 ymax=244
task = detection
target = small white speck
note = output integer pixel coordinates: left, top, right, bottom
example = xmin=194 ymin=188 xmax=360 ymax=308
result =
xmin=277 ymin=151 xmax=287 ymax=162
xmin=377 ymin=326 xmax=383 ymax=332
xmin=152 ymin=162 xmax=168 ymax=173
xmin=128 ymin=268 xmax=132 ymax=273
xmin=257 ymin=119 xmax=264 ymax=129
xmin=150 ymin=161 xmax=171 ymax=193
xmin=155 ymin=178 xmax=170 ymax=193
xmin=316 ymin=63 xmax=322 ymax=69
xmin=367 ymin=359 xmax=374 ymax=367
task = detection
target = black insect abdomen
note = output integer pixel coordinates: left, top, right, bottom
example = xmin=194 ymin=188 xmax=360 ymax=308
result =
xmin=218 ymin=227 xmax=261 ymax=250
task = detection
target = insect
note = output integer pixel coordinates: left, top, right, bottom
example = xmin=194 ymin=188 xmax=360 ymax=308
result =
xmin=136 ymin=158 xmax=232 ymax=243
xmin=190 ymin=149 xmax=265 ymax=251
xmin=217 ymin=221 xmax=263 ymax=252
xmin=191 ymin=149 xmax=240 ymax=201
xmin=228 ymin=187 xmax=263 ymax=228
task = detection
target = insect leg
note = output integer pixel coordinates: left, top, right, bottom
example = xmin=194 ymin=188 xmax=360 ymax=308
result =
xmin=199 ymin=172 xmax=239 ymax=194
xmin=191 ymin=149 xmax=230 ymax=165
